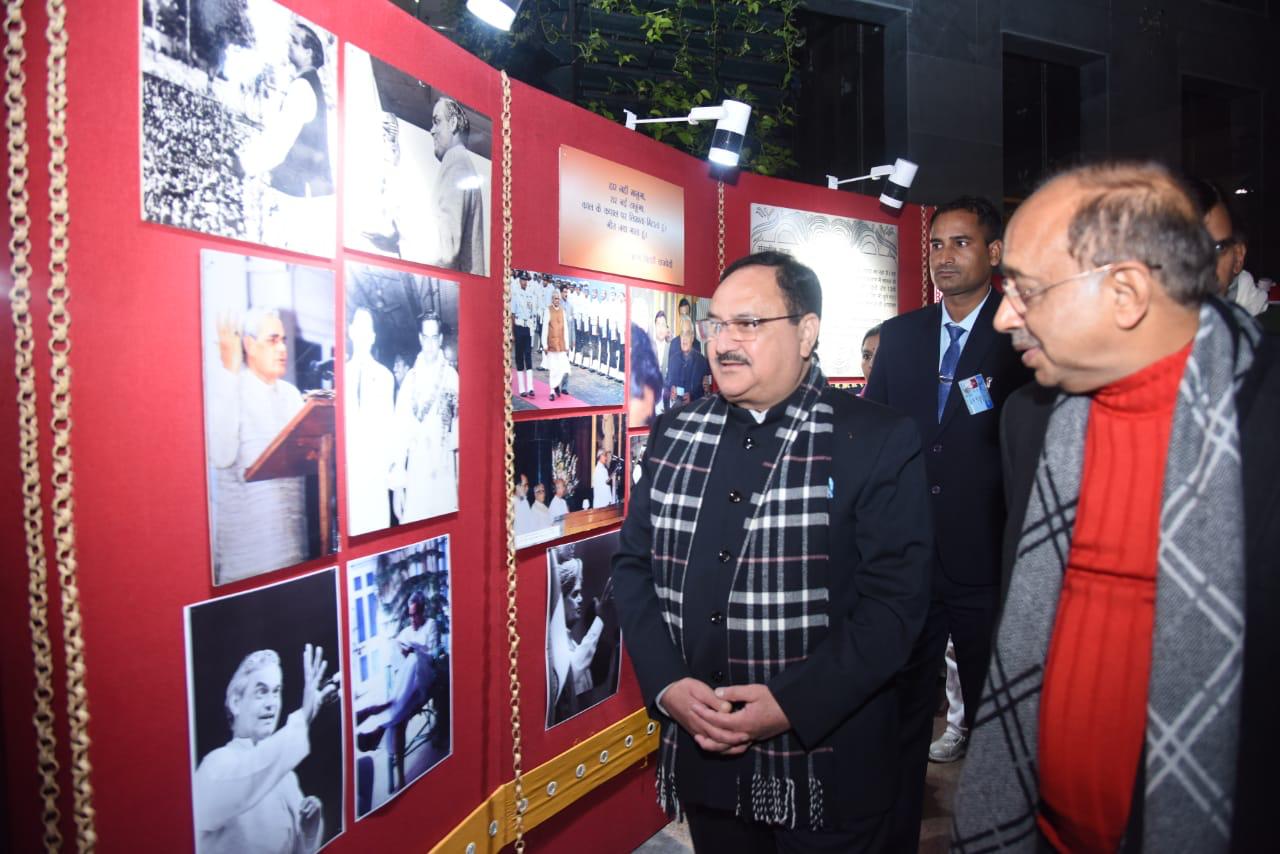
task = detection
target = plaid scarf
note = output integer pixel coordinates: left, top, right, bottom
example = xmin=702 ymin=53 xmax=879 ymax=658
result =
xmin=952 ymin=301 xmax=1259 ymax=852
xmin=648 ymin=362 xmax=836 ymax=830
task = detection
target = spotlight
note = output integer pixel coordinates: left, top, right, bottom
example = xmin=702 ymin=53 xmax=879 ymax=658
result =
xmin=466 ymin=0 xmax=522 ymax=31
xmin=624 ymin=100 xmax=753 ymax=168
xmin=826 ymin=158 xmax=919 ymax=209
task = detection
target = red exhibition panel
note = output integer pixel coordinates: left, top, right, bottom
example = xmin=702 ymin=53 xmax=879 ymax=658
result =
xmin=0 ymin=2 xmax=931 ymax=852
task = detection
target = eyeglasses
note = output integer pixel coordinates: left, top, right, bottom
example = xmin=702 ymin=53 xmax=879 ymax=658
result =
xmin=697 ymin=314 xmax=801 ymax=341
xmin=1213 ymin=236 xmax=1239 ymax=255
xmin=1002 ymin=261 xmax=1162 ymax=314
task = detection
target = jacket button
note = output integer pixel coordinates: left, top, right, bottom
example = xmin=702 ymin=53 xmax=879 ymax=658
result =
xmin=932 ymin=443 xmax=942 ymax=453
xmin=710 ymin=611 xmax=724 ymax=625
xmin=712 ymin=671 xmax=725 ymax=684
xmin=930 ymin=485 xmax=941 ymax=495
xmin=728 ymin=489 xmax=742 ymax=503
xmin=743 ymin=436 xmax=755 ymax=450
xmin=718 ymin=549 xmax=732 ymax=563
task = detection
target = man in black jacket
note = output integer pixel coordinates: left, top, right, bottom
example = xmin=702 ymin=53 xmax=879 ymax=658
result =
xmin=952 ymin=161 xmax=1277 ymax=852
xmin=613 ymin=252 xmax=931 ymax=851
xmin=864 ymin=196 xmax=1032 ymax=850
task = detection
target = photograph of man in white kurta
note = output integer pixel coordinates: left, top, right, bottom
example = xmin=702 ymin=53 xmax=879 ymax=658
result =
xmin=344 ymin=44 xmax=491 ymax=275
xmin=347 ymin=537 xmax=451 ymax=818
xmin=512 ymin=413 xmax=625 ymax=549
xmin=201 ymin=250 xmax=336 ymax=586
xmin=393 ymin=313 xmax=460 ymax=523
xmin=141 ymin=0 xmax=336 ymax=256
xmin=185 ymin=567 xmax=343 ymax=854
xmin=546 ymin=532 xmax=622 ymax=728
xmin=510 ymin=269 xmax=625 ymax=411
xmin=344 ymin=263 xmax=461 ymax=530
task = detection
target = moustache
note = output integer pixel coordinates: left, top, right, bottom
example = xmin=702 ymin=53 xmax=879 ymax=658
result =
xmin=716 ymin=353 xmax=750 ymax=366
xmin=1009 ymin=328 xmax=1041 ymax=350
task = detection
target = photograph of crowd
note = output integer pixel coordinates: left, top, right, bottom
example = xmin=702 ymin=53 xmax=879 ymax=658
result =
xmin=184 ymin=567 xmax=344 ymax=853
xmin=510 ymin=269 xmax=626 ymax=411
xmin=344 ymin=262 xmax=462 ymax=533
xmin=345 ymin=43 xmax=492 ymax=276
xmin=512 ymin=413 xmax=625 ymax=550
xmin=201 ymin=250 xmax=337 ymax=586
xmin=142 ymin=0 xmax=337 ymax=256
xmin=627 ymin=287 xmax=711 ymax=428
xmin=545 ymin=531 xmax=623 ymax=728
xmin=347 ymin=536 xmax=452 ymax=819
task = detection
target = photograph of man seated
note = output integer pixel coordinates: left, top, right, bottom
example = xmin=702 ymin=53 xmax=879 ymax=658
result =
xmin=347 ymin=537 xmax=452 ymax=818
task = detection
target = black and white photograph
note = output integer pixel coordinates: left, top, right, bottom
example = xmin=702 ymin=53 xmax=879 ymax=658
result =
xmin=184 ymin=567 xmax=344 ymax=854
xmin=345 ymin=43 xmax=491 ymax=276
xmin=201 ymin=250 xmax=337 ymax=586
xmin=627 ymin=286 xmax=711 ymax=428
xmin=344 ymin=261 xmax=461 ymax=532
xmin=546 ymin=531 xmax=622 ymax=729
xmin=513 ymin=413 xmax=625 ymax=550
xmin=346 ymin=536 xmax=452 ymax=819
xmin=142 ymin=0 xmax=338 ymax=256
xmin=627 ymin=432 xmax=648 ymax=492
xmin=510 ymin=269 xmax=626 ymax=411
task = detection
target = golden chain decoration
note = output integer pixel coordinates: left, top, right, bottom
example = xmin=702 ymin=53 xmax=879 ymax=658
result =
xmin=45 ymin=0 xmax=96 ymax=848
xmin=920 ymin=204 xmax=930 ymax=306
xmin=716 ymin=180 xmax=725 ymax=276
xmin=5 ymin=0 xmax=64 ymax=847
xmin=499 ymin=70 xmax=526 ymax=853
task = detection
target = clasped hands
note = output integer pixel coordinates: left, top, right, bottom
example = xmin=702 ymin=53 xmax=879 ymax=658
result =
xmin=663 ymin=677 xmax=790 ymax=756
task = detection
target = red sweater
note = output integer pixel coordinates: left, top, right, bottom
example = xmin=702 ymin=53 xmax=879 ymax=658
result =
xmin=1037 ymin=341 xmax=1193 ymax=852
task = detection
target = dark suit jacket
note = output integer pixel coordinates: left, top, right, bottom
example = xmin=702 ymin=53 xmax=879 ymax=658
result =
xmin=612 ymin=386 xmax=933 ymax=820
xmin=864 ymin=291 xmax=1032 ymax=586
xmin=998 ymin=300 xmax=1279 ymax=851
xmin=664 ymin=347 xmax=711 ymax=403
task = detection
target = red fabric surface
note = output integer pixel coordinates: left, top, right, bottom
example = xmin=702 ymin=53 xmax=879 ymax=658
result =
xmin=1037 ymin=341 xmax=1192 ymax=853
xmin=0 ymin=2 xmax=930 ymax=850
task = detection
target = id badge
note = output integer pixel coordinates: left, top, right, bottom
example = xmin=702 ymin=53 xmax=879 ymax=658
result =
xmin=959 ymin=374 xmax=994 ymax=414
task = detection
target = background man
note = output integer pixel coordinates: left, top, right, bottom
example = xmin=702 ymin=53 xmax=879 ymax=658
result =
xmin=613 ymin=251 xmax=931 ymax=850
xmin=548 ymin=478 xmax=570 ymax=519
xmin=541 ymin=291 xmax=571 ymax=400
xmin=429 ymin=96 xmax=485 ymax=274
xmin=345 ymin=308 xmax=395 ymax=536
xmin=664 ymin=322 xmax=711 ymax=407
xmin=628 ymin=324 xmax=664 ymax=427
xmin=864 ymin=196 xmax=1032 ymax=849
xmin=954 ymin=161 xmax=1278 ymax=853
xmin=393 ymin=313 xmax=459 ymax=523
xmin=511 ymin=273 xmax=538 ymax=397
xmin=355 ymin=591 xmax=438 ymax=790
xmin=210 ymin=307 xmax=309 ymax=583
xmin=858 ymin=323 xmax=880 ymax=397
xmin=547 ymin=550 xmax=616 ymax=725
xmin=1186 ymin=177 xmax=1270 ymax=316
xmin=592 ymin=448 xmax=615 ymax=510
xmin=236 ymin=23 xmax=333 ymax=256
xmin=194 ymin=645 xmax=336 ymax=854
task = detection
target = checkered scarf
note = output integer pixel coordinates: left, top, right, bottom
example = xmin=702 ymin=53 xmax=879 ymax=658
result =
xmin=952 ymin=301 xmax=1259 ymax=852
xmin=648 ymin=362 xmax=836 ymax=830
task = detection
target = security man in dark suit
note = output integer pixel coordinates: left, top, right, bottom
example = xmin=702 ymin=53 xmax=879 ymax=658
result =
xmin=864 ymin=196 xmax=1032 ymax=851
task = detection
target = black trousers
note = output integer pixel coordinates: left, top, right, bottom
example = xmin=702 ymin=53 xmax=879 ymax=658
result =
xmin=513 ymin=325 xmax=532 ymax=371
xmin=685 ymin=803 xmax=891 ymax=853
xmin=889 ymin=571 xmax=999 ymax=852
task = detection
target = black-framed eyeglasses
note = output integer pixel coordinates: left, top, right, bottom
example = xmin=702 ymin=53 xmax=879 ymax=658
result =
xmin=1213 ymin=236 xmax=1239 ymax=255
xmin=697 ymin=315 xmax=801 ymax=341
xmin=1002 ymin=261 xmax=1162 ymax=314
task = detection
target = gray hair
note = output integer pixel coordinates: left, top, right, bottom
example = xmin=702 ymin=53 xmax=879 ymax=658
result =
xmin=242 ymin=307 xmax=282 ymax=340
xmin=1056 ymin=161 xmax=1217 ymax=306
xmin=224 ymin=649 xmax=280 ymax=729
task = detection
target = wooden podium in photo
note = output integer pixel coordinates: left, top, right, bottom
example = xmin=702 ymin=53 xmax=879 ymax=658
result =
xmin=561 ymin=504 xmax=623 ymax=538
xmin=245 ymin=395 xmax=337 ymax=553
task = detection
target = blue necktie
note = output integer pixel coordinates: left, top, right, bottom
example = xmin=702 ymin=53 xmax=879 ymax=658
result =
xmin=937 ymin=322 xmax=964 ymax=422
